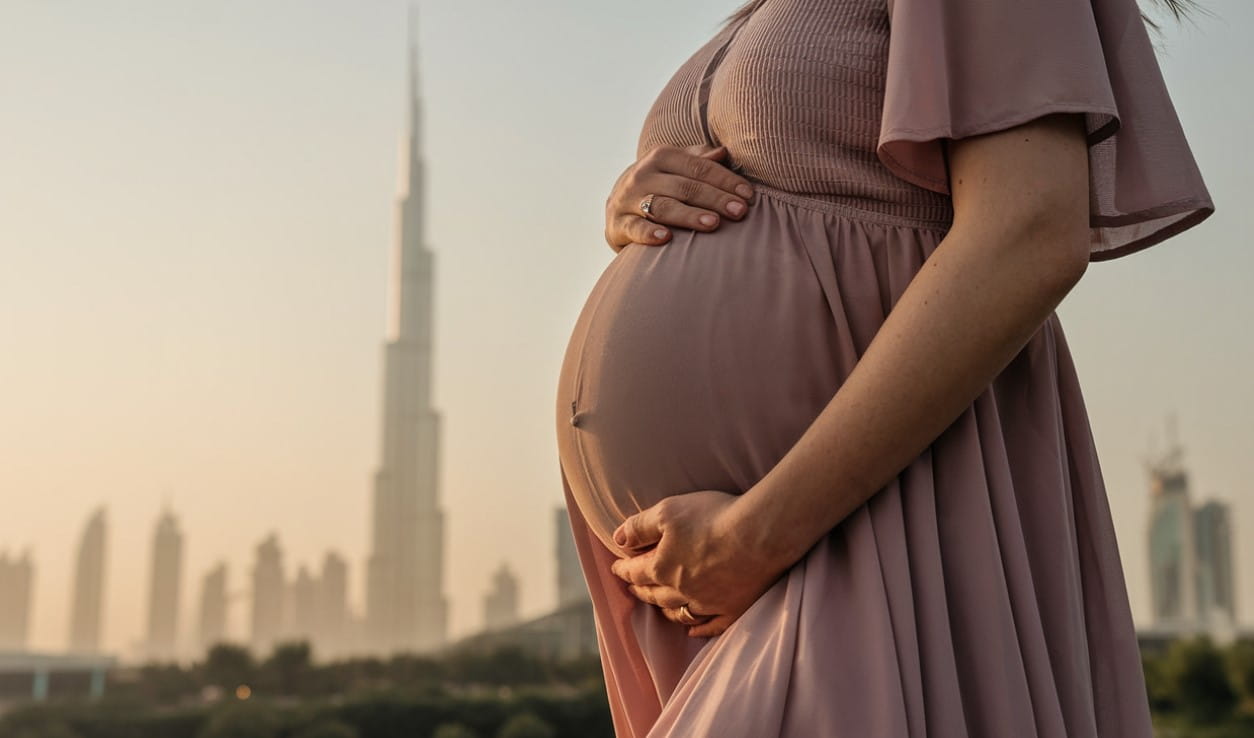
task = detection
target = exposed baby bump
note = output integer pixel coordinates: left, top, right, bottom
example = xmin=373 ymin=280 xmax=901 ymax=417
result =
xmin=556 ymin=224 xmax=843 ymax=552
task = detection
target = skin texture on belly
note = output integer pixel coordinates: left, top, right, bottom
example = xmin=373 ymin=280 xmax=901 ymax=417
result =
xmin=555 ymin=218 xmax=843 ymax=554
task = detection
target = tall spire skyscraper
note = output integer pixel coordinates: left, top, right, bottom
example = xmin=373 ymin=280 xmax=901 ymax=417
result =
xmin=365 ymin=5 xmax=448 ymax=654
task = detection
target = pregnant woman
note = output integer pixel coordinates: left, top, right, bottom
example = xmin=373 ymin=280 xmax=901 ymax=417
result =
xmin=554 ymin=0 xmax=1214 ymax=735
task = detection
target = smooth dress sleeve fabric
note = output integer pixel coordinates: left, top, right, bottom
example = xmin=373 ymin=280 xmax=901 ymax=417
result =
xmin=876 ymin=0 xmax=1215 ymax=261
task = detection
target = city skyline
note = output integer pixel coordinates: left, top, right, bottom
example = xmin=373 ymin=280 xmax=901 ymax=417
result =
xmin=0 ymin=502 xmax=591 ymax=662
xmin=0 ymin=418 xmax=1235 ymax=663
xmin=0 ymin=0 xmax=1249 ymax=656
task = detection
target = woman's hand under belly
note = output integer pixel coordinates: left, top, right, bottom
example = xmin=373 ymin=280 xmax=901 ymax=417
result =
xmin=608 ymin=489 xmax=794 ymax=638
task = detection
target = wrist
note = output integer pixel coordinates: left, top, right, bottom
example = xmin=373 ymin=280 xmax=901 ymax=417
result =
xmin=729 ymin=480 xmax=816 ymax=575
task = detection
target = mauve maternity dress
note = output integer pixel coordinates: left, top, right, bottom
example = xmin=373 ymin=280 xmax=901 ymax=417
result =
xmin=553 ymin=0 xmax=1215 ymax=735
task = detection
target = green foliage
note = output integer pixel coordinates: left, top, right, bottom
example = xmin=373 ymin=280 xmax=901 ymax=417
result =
xmin=1163 ymin=635 xmax=1239 ymax=724
xmin=445 ymin=646 xmax=550 ymax=687
xmin=432 ymin=723 xmax=480 ymax=738
xmin=1152 ymin=713 xmax=1254 ymax=738
xmin=333 ymin=691 xmax=502 ymax=738
xmin=387 ymin=653 xmax=445 ymax=686
xmin=294 ymin=718 xmax=360 ymax=738
xmin=0 ymin=709 xmax=83 ymax=738
xmin=1224 ymin=637 xmax=1254 ymax=705
xmin=202 ymin=642 xmax=256 ymax=691
xmin=0 ymin=681 xmax=615 ymax=738
xmin=548 ymin=654 xmax=605 ymax=688
xmin=2 ymin=701 xmax=208 ymax=738
xmin=129 ymin=662 xmax=201 ymax=705
xmin=1143 ymin=650 xmax=1177 ymax=713
xmin=258 ymin=640 xmax=315 ymax=696
xmin=197 ymin=700 xmax=283 ymax=738
xmin=496 ymin=712 xmax=556 ymax=738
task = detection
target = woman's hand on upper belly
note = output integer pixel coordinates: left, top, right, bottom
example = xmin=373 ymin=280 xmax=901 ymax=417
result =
xmin=608 ymin=490 xmax=791 ymax=638
xmin=604 ymin=144 xmax=756 ymax=254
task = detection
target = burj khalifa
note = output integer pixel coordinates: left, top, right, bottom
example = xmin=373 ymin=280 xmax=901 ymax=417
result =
xmin=365 ymin=7 xmax=448 ymax=654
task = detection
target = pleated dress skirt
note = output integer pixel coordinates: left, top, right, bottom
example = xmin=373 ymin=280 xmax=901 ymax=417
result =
xmin=553 ymin=183 xmax=1155 ymax=737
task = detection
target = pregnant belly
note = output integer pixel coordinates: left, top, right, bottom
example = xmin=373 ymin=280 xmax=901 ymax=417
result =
xmin=555 ymin=212 xmax=844 ymax=553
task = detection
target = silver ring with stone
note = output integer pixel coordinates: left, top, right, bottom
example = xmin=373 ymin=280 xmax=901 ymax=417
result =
xmin=639 ymin=193 xmax=657 ymax=219
xmin=679 ymin=603 xmax=709 ymax=625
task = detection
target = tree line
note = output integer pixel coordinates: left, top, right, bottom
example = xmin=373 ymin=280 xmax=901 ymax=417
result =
xmin=6 ymin=634 xmax=1254 ymax=737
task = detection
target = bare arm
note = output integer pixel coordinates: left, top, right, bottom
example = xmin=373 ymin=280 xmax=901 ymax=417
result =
xmin=609 ymin=112 xmax=1094 ymax=636
xmin=732 ymin=112 xmax=1092 ymax=571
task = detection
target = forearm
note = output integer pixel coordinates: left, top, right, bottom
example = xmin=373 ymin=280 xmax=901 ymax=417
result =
xmin=732 ymin=219 xmax=1088 ymax=571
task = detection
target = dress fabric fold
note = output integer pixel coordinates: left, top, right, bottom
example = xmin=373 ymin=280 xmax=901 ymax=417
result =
xmin=878 ymin=0 xmax=1213 ymax=259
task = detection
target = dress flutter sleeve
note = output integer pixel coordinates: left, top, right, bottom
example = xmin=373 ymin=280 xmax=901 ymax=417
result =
xmin=876 ymin=0 xmax=1215 ymax=261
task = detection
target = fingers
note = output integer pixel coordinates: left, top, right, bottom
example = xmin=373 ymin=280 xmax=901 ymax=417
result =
xmin=683 ymin=143 xmax=721 ymax=155
xmin=613 ymin=506 xmax=663 ymax=549
xmin=609 ymin=213 xmax=671 ymax=251
xmin=663 ymin=606 xmax=717 ymax=627
xmin=605 ymin=144 xmax=757 ymax=251
xmin=616 ymin=549 xmax=727 ymax=634
xmin=648 ymin=145 xmax=755 ymax=203
xmin=610 ymin=549 xmax=659 ymax=586
xmin=605 ymin=192 xmax=720 ymax=252
xmin=616 ymin=170 xmax=747 ymax=237
xmin=631 ymin=585 xmax=716 ymax=628
xmin=654 ymin=180 xmax=746 ymax=227
xmin=645 ymin=171 xmax=749 ymax=223
xmin=625 ymin=581 xmax=723 ymax=631
xmin=626 ymin=583 xmax=686 ymax=609
xmin=687 ymin=613 xmax=734 ymax=638
xmin=627 ymin=146 xmax=753 ymax=224
xmin=689 ymin=144 xmax=731 ymax=164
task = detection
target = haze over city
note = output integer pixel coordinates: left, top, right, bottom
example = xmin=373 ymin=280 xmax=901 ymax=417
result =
xmin=1 ymin=0 xmax=1251 ymax=661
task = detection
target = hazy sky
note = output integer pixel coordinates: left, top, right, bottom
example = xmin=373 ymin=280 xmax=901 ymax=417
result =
xmin=1 ymin=0 xmax=1250 ymax=659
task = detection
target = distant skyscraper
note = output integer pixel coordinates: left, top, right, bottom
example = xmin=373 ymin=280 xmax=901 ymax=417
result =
xmin=0 ymin=550 xmax=34 ymax=649
xmin=555 ymin=507 xmax=590 ymax=607
xmin=69 ymin=507 xmax=107 ymax=653
xmin=320 ymin=551 xmax=349 ymax=658
xmin=1195 ymin=500 xmax=1236 ymax=627
xmin=1145 ymin=420 xmax=1239 ymax=637
xmin=198 ymin=562 xmax=229 ymax=653
xmin=287 ymin=565 xmax=319 ymax=644
xmin=279 ymin=552 xmax=351 ymax=659
xmin=365 ymin=7 xmax=448 ymax=654
xmin=144 ymin=509 xmax=183 ymax=661
xmin=483 ymin=562 xmax=520 ymax=631
xmin=1147 ymin=442 xmax=1197 ymax=628
xmin=251 ymin=533 xmax=285 ymax=656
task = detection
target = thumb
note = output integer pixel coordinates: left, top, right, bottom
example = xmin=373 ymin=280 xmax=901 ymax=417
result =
xmin=613 ymin=507 xmax=663 ymax=549
xmin=683 ymin=143 xmax=728 ymax=159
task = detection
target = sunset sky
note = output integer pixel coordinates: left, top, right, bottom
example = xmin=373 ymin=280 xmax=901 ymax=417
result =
xmin=1 ymin=0 xmax=1250 ymax=658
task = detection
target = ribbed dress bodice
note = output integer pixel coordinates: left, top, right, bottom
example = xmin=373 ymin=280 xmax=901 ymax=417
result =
xmin=636 ymin=0 xmax=955 ymax=231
